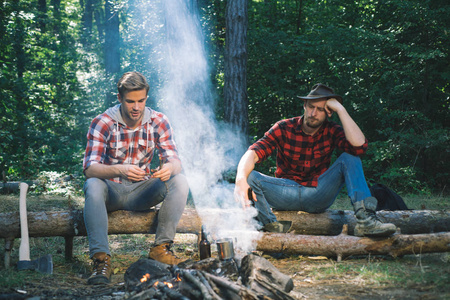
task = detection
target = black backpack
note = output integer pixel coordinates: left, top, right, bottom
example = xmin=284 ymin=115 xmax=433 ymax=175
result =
xmin=369 ymin=183 xmax=409 ymax=211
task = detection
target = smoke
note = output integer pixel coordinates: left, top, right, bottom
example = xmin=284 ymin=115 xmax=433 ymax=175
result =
xmin=143 ymin=0 xmax=262 ymax=254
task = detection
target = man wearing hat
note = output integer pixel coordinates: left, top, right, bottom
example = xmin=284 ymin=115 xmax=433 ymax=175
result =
xmin=234 ymin=83 xmax=396 ymax=237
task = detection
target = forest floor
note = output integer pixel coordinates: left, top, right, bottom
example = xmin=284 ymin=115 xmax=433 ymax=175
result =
xmin=0 ymin=193 xmax=449 ymax=299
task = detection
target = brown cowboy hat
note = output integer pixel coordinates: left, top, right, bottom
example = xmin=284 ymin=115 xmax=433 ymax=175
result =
xmin=297 ymin=83 xmax=343 ymax=104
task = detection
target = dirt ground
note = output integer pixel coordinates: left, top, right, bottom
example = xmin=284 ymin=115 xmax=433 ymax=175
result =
xmin=0 ymin=194 xmax=448 ymax=299
xmin=1 ymin=236 xmax=449 ymax=300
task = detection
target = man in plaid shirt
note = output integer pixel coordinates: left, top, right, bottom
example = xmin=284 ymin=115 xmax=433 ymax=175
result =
xmin=83 ymin=72 xmax=189 ymax=285
xmin=234 ymin=83 xmax=396 ymax=237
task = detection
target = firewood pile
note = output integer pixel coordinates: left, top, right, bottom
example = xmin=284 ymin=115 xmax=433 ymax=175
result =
xmin=124 ymin=254 xmax=295 ymax=300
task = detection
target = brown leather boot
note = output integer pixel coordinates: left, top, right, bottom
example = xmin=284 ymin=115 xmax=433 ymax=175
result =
xmin=149 ymin=243 xmax=185 ymax=265
xmin=87 ymin=252 xmax=112 ymax=285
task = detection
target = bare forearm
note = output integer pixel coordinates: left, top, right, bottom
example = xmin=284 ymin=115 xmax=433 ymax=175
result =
xmin=84 ymin=163 xmax=122 ymax=179
xmin=236 ymin=150 xmax=258 ymax=183
xmin=336 ymin=108 xmax=366 ymax=146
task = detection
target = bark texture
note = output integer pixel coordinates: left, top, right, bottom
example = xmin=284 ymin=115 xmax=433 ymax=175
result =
xmin=256 ymin=231 xmax=450 ymax=259
xmin=224 ymin=0 xmax=249 ymax=135
xmin=1 ymin=209 xmax=448 ymax=239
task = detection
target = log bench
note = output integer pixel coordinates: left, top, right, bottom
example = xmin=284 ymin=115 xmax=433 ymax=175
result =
xmin=1 ymin=208 xmax=449 ymax=267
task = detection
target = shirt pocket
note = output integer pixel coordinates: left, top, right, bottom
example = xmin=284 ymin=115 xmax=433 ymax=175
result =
xmin=137 ymin=139 xmax=154 ymax=161
xmin=108 ymin=141 xmax=128 ymax=161
xmin=287 ymin=153 xmax=307 ymax=172
xmin=313 ymin=144 xmax=332 ymax=158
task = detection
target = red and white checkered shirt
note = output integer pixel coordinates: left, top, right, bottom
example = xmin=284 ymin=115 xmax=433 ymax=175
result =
xmin=83 ymin=105 xmax=180 ymax=183
xmin=249 ymin=116 xmax=368 ymax=187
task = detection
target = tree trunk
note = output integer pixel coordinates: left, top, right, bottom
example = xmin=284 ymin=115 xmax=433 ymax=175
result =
xmin=256 ymin=230 xmax=450 ymax=259
xmin=104 ymin=0 xmax=120 ymax=108
xmin=224 ymin=0 xmax=249 ymax=137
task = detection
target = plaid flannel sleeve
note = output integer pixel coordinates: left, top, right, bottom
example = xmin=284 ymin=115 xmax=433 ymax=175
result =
xmin=249 ymin=122 xmax=281 ymax=162
xmin=83 ymin=117 xmax=110 ymax=171
xmin=154 ymin=114 xmax=180 ymax=163
xmin=332 ymin=124 xmax=368 ymax=156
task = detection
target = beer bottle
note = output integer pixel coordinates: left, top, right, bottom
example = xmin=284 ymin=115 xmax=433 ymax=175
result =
xmin=199 ymin=226 xmax=211 ymax=260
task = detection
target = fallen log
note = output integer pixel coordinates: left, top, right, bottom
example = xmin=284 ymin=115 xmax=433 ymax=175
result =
xmin=0 ymin=208 xmax=202 ymax=239
xmin=256 ymin=230 xmax=450 ymax=259
xmin=1 ymin=208 xmax=449 ymax=266
xmin=0 ymin=181 xmax=41 ymax=193
xmin=0 ymin=209 xmax=448 ymax=240
xmin=274 ymin=210 xmax=450 ymax=235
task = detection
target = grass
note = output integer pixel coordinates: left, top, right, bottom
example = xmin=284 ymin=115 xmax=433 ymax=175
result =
xmin=0 ymin=176 xmax=449 ymax=298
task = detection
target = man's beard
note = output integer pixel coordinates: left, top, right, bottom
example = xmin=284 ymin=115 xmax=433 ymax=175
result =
xmin=305 ymin=116 xmax=324 ymax=129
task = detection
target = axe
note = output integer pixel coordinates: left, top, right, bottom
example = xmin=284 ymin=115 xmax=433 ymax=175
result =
xmin=17 ymin=182 xmax=53 ymax=274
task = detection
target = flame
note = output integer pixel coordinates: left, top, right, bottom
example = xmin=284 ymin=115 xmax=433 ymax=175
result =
xmin=140 ymin=273 xmax=151 ymax=283
xmin=153 ymin=281 xmax=174 ymax=289
xmin=176 ymin=274 xmax=182 ymax=281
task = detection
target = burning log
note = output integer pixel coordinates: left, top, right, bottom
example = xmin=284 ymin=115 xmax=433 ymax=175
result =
xmin=124 ymin=255 xmax=296 ymax=300
xmin=256 ymin=229 xmax=450 ymax=260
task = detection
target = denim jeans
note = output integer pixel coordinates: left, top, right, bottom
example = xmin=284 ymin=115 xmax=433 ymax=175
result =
xmin=83 ymin=174 xmax=189 ymax=258
xmin=247 ymin=152 xmax=371 ymax=225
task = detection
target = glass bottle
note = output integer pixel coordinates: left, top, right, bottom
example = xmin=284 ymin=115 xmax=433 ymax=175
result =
xmin=199 ymin=226 xmax=211 ymax=260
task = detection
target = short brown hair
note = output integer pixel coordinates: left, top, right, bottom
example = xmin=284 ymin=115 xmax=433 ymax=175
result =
xmin=117 ymin=72 xmax=149 ymax=97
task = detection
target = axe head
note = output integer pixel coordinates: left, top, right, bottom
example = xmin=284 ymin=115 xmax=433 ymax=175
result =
xmin=17 ymin=254 xmax=53 ymax=274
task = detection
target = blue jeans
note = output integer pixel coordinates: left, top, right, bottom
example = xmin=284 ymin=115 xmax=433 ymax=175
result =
xmin=83 ymin=174 xmax=189 ymax=258
xmin=247 ymin=153 xmax=371 ymax=225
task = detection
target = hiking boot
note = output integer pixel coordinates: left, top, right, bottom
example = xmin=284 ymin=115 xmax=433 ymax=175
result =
xmin=353 ymin=197 xmax=397 ymax=237
xmin=262 ymin=221 xmax=292 ymax=233
xmin=149 ymin=243 xmax=185 ymax=265
xmin=87 ymin=252 xmax=112 ymax=285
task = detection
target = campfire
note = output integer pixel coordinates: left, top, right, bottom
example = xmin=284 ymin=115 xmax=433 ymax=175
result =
xmin=124 ymin=254 xmax=294 ymax=300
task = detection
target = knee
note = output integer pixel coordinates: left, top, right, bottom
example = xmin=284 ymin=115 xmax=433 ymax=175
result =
xmin=339 ymin=152 xmax=362 ymax=166
xmin=84 ymin=178 xmax=108 ymax=200
xmin=247 ymin=170 xmax=261 ymax=185
xmin=168 ymin=174 xmax=190 ymax=197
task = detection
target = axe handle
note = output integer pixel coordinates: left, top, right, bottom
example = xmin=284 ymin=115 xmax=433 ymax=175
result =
xmin=19 ymin=182 xmax=30 ymax=261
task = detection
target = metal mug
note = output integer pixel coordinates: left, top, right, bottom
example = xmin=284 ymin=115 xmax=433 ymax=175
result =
xmin=216 ymin=238 xmax=234 ymax=260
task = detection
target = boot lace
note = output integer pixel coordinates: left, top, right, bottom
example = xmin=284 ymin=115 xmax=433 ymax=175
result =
xmin=92 ymin=257 xmax=110 ymax=276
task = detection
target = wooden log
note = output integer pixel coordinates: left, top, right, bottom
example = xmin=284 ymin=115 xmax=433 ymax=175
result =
xmin=256 ymin=231 xmax=450 ymax=258
xmin=240 ymin=253 xmax=294 ymax=298
xmin=0 ymin=209 xmax=449 ymax=239
xmin=274 ymin=210 xmax=450 ymax=235
xmin=0 ymin=181 xmax=41 ymax=192
xmin=0 ymin=208 xmax=202 ymax=239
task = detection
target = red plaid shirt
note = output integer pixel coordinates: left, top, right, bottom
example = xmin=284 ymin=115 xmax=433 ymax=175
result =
xmin=83 ymin=105 xmax=180 ymax=183
xmin=249 ymin=116 xmax=368 ymax=187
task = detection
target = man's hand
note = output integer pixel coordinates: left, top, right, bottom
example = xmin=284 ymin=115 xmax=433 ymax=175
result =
xmin=324 ymin=98 xmax=343 ymax=117
xmin=234 ymin=178 xmax=257 ymax=209
xmin=151 ymin=163 xmax=174 ymax=182
xmin=118 ymin=165 xmax=146 ymax=182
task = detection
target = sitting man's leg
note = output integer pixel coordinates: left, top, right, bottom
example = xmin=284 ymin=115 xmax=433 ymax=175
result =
xmin=247 ymin=171 xmax=306 ymax=232
xmin=125 ymin=174 xmax=189 ymax=265
xmin=314 ymin=152 xmax=396 ymax=237
xmin=248 ymin=153 xmax=396 ymax=237
xmin=83 ymin=178 xmax=113 ymax=285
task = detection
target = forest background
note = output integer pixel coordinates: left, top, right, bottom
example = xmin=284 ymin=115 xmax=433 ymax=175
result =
xmin=0 ymin=0 xmax=449 ymax=197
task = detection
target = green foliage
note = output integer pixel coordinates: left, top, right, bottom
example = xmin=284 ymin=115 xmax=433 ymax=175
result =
xmin=245 ymin=0 xmax=450 ymax=194
xmin=0 ymin=0 xmax=448 ymax=195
